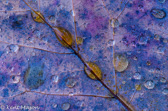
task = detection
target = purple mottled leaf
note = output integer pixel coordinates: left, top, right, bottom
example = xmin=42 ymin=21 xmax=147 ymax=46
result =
xmin=0 ymin=0 xmax=168 ymax=111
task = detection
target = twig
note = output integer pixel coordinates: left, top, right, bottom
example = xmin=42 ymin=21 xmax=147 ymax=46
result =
xmin=22 ymin=0 xmax=135 ymax=110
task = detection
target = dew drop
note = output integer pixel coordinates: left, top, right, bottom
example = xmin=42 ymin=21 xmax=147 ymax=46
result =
xmin=154 ymin=34 xmax=161 ymax=41
xmin=48 ymin=15 xmax=55 ymax=22
xmin=157 ymin=46 xmax=165 ymax=54
xmin=158 ymin=0 xmax=166 ymax=3
xmin=61 ymin=103 xmax=70 ymax=110
xmin=2 ymin=0 xmax=9 ymax=5
xmin=139 ymin=36 xmax=148 ymax=45
xmin=9 ymin=44 xmax=19 ymax=53
xmin=31 ymin=11 xmax=45 ymax=23
xmin=162 ymin=88 xmax=168 ymax=95
xmin=12 ymin=76 xmax=20 ymax=83
xmin=110 ymin=19 xmax=119 ymax=28
xmin=28 ymin=37 xmax=34 ymax=43
xmin=113 ymin=54 xmax=128 ymax=72
xmin=52 ymin=103 xmax=57 ymax=108
xmin=144 ymin=80 xmax=155 ymax=89
xmin=151 ymin=9 xmax=166 ymax=19
xmin=122 ymin=81 xmax=126 ymax=84
xmin=52 ymin=75 xmax=59 ymax=83
xmin=160 ymin=77 xmax=166 ymax=83
xmin=68 ymin=92 xmax=74 ymax=96
xmin=84 ymin=62 xmax=102 ymax=80
xmin=133 ymin=72 xmax=142 ymax=80
xmin=107 ymin=39 xmax=114 ymax=47
xmin=54 ymin=27 xmax=74 ymax=47
xmin=66 ymin=78 xmax=76 ymax=88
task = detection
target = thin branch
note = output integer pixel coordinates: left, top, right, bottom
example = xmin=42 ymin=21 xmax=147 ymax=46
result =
xmin=0 ymin=40 xmax=73 ymax=54
xmin=22 ymin=0 xmax=135 ymax=110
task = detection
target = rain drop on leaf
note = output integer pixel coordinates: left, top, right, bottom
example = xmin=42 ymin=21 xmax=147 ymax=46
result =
xmin=31 ymin=11 xmax=45 ymax=23
xmin=84 ymin=62 xmax=102 ymax=80
xmin=113 ymin=54 xmax=128 ymax=72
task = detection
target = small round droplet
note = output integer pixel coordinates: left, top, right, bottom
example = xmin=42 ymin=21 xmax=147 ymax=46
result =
xmin=110 ymin=19 xmax=119 ymax=28
xmin=133 ymin=72 xmax=142 ymax=80
xmin=52 ymin=103 xmax=57 ymax=108
xmin=158 ymin=0 xmax=166 ymax=3
xmin=84 ymin=62 xmax=102 ymax=80
xmin=154 ymin=34 xmax=161 ymax=41
xmin=146 ymin=61 xmax=151 ymax=66
xmin=76 ymin=37 xmax=83 ymax=45
xmin=151 ymin=9 xmax=166 ymax=19
xmin=160 ymin=77 xmax=166 ymax=83
xmin=135 ymin=84 xmax=141 ymax=91
xmin=122 ymin=81 xmax=126 ymax=84
xmin=113 ymin=54 xmax=128 ymax=72
xmin=12 ymin=76 xmax=20 ymax=83
xmin=157 ymin=46 xmax=165 ymax=54
xmin=139 ymin=36 xmax=148 ymax=45
xmin=9 ymin=44 xmax=19 ymax=53
xmin=144 ymin=80 xmax=155 ymax=89
xmin=31 ymin=11 xmax=45 ymax=23
xmin=162 ymin=88 xmax=168 ymax=95
xmin=52 ymin=75 xmax=59 ymax=83
xmin=66 ymin=78 xmax=76 ymax=88
xmin=61 ymin=103 xmax=70 ymax=110
xmin=48 ymin=15 xmax=55 ymax=22
xmin=54 ymin=27 xmax=74 ymax=47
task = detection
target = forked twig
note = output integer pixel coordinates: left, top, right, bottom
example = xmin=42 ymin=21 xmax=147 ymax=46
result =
xmin=22 ymin=0 xmax=135 ymax=110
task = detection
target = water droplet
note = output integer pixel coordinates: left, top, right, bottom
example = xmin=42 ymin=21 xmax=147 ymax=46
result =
xmin=2 ymin=0 xmax=9 ymax=5
xmin=52 ymin=103 xmax=57 ymax=108
xmin=158 ymin=0 xmax=166 ymax=3
xmin=107 ymin=39 xmax=114 ymax=47
xmin=54 ymin=27 xmax=74 ymax=47
xmin=154 ymin=34 xmax=161 ymax=41
xmin=28 ymin=37 xmax=34 ymax=43
xmin=135 ymin=84 xmax=141 ymax=91
xmin=146 ymin=61 xmax=151 ymax=66
xmin=48 ymin=15 xmax=55 ymax=22
xmin=66 ymin=78 xmax=76 ymax=88
xmin=76 ymin=37 xmax=83 ymax=45
xmin=113 ymin=54 xmax=128 ymax=72
xmin=31 ymin=11 xmax=45 ymax=23
xmin=157 ymin=46 xmax=165 ymax=54
xmin=71 ymin=10 xmax=75 ymax=16
xmin=68 ymin=92 xmax=74 ymax=96
xmin=9 ymin=44 xmax=19 ymax=53
xmin=151 ymin=9 xmax=166 ymax=19
xmin=52 ymin=75 xmax=59 ymax=83
xmin=110 ymin=19 xmax=119 ymax=28
xmin=12 ymin=76 xmax=20 ymax=83
xmin=84 ymin=62 xmax=102 ymax=80
xmin=42 ymin=37 xmax=48 ymax=43
xmin=144 ymin=80 xmax=155 ymax=89
xmin=139 ymin=36 xmax=148 ymax=45
xmin=122 ymin=81 xmax=126 ymax=84
xmin=133 ymin=56 xmax=137 ymax=60
xmin=76 ymin=101 xmax=84 ymax=107
xmin=61 ymin=103 xmax=70 ymax=110
xmin=160 ymin=77 xmax=166 ymax=83
xmin=0 ymin=28 xmax=2 ymax=32
xmin=133 ymin=72 xmax=142 ymax=80
xmin=162 ymin=88 xmax=168 ymax=95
